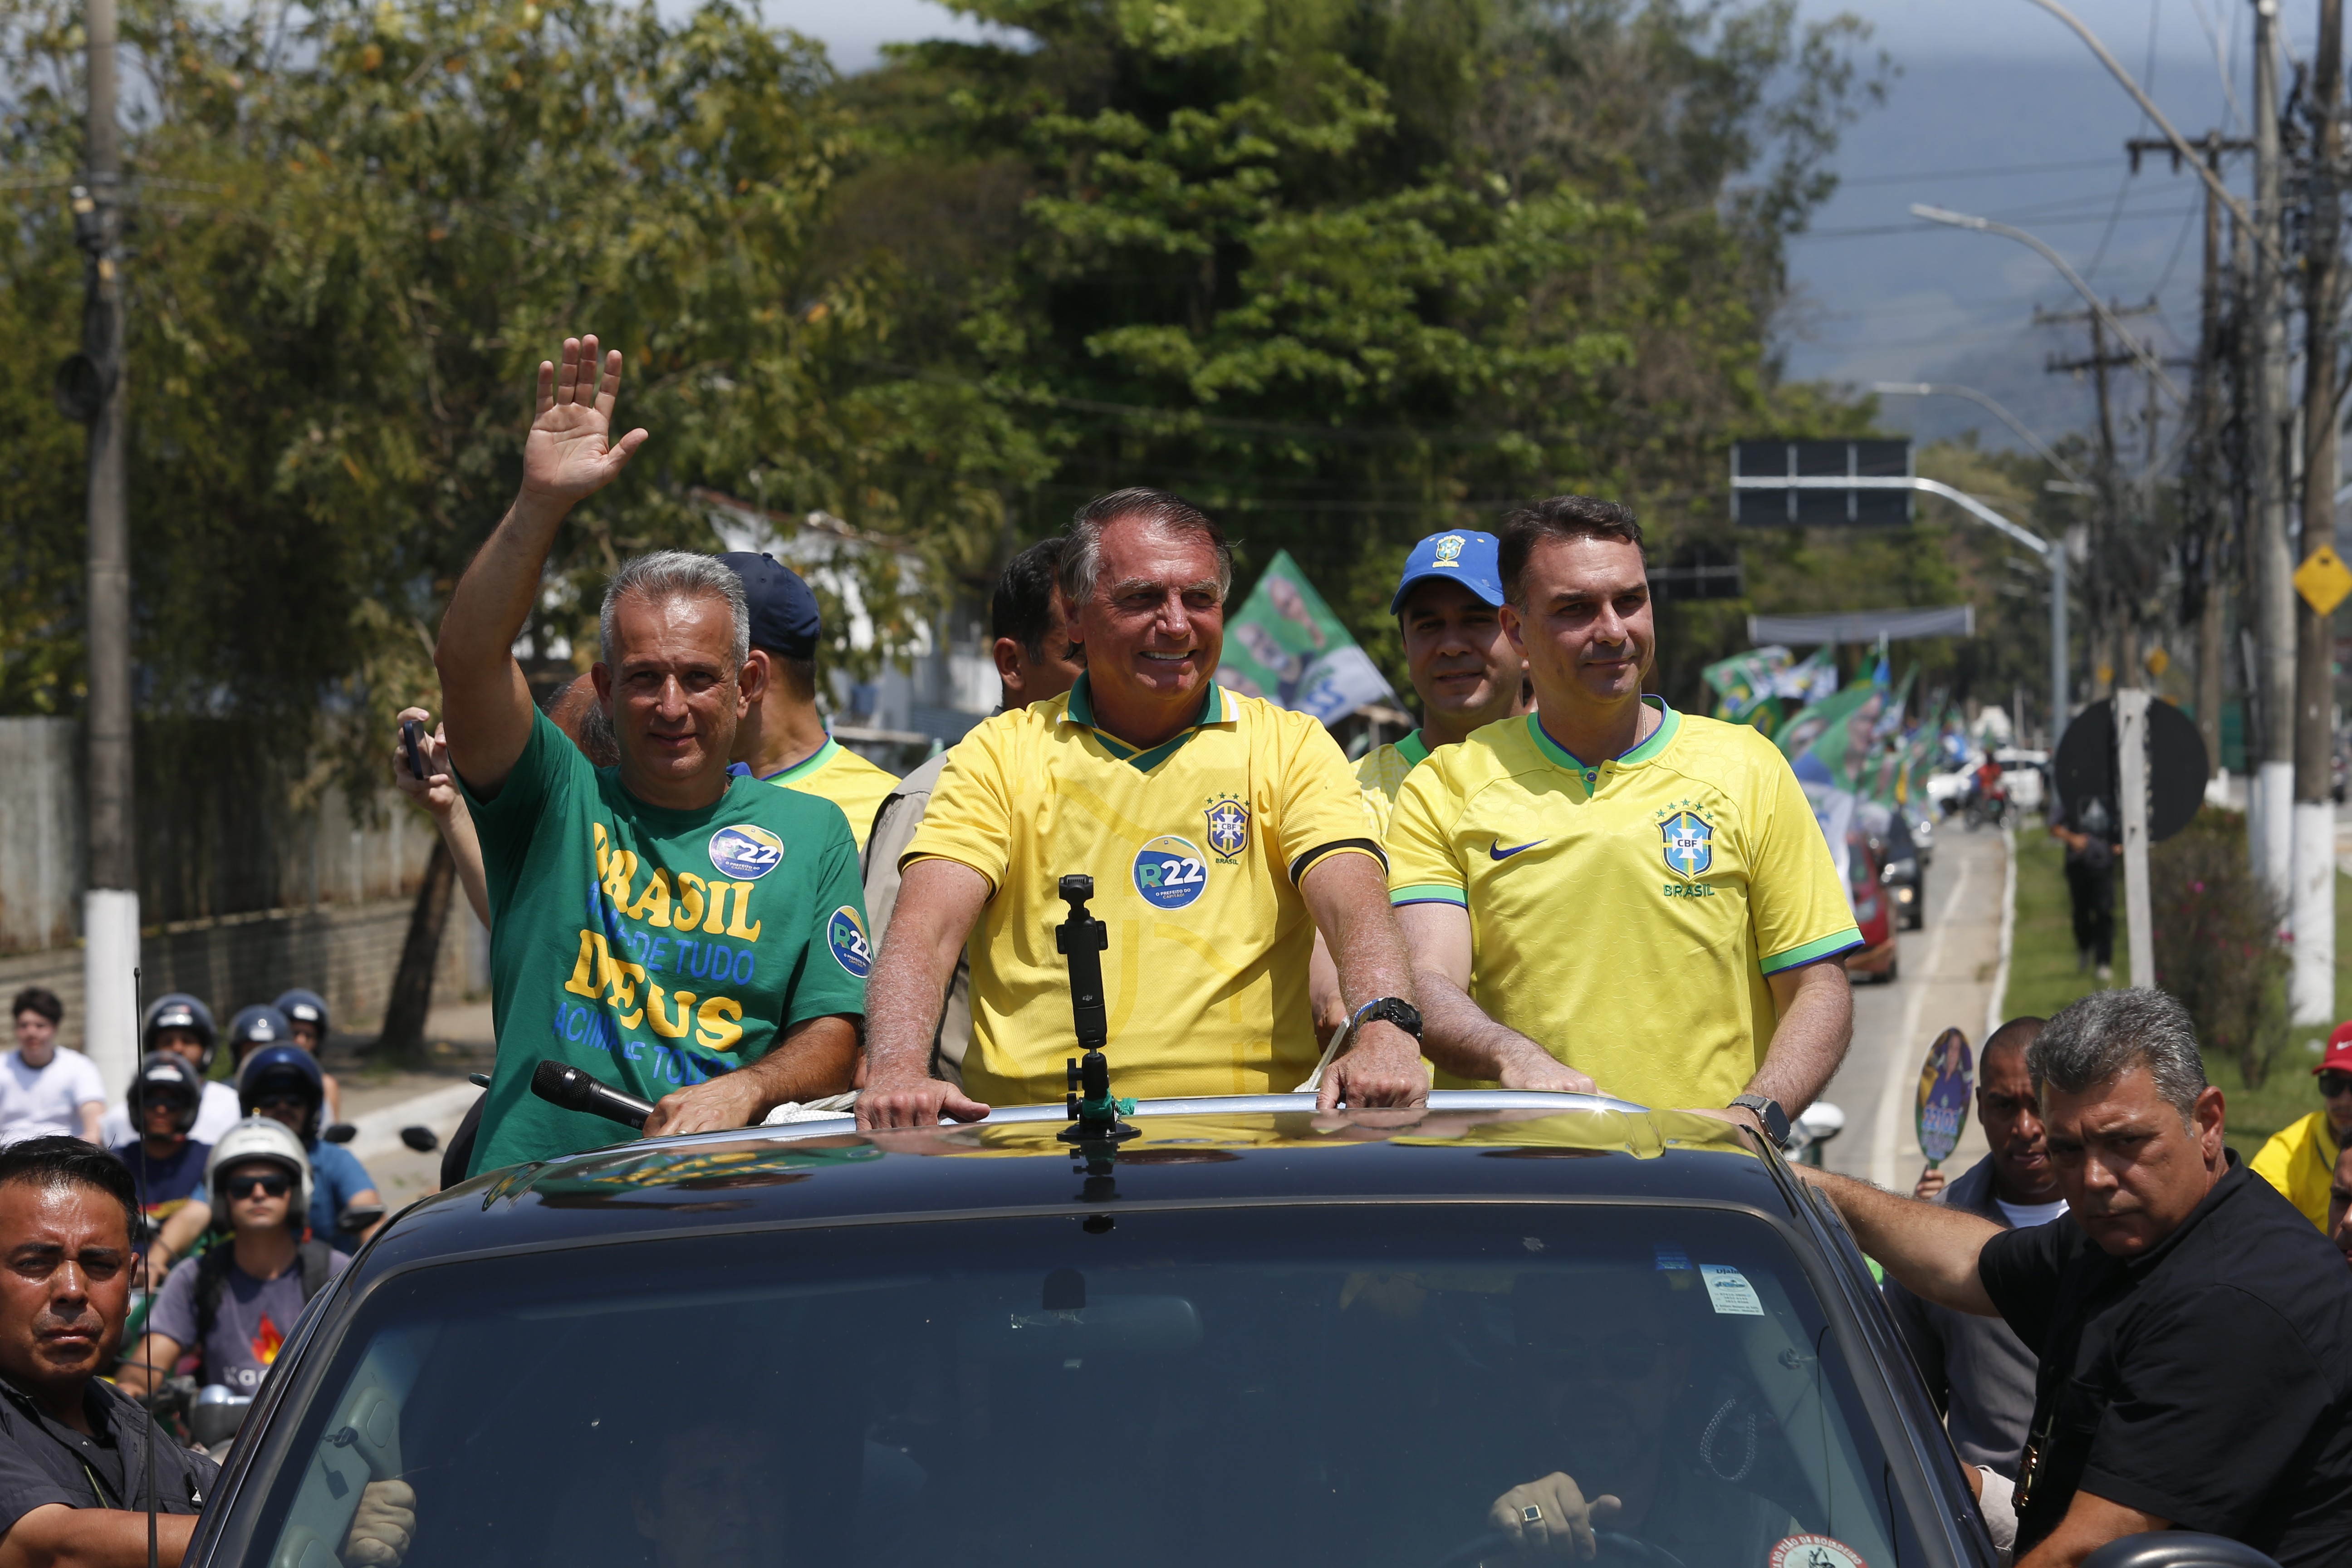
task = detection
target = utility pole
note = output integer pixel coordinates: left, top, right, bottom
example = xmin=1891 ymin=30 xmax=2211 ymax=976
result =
xmin=2251 ymin=0 xmax=2296 ymax=904
xmin=2291 ymin=0 xmax=2344 ymax=1025
xmin=2042 ymin=299 xmax=2158 ymax=698
xmin=2191 ymin=133 xmax=2237 ymax=783
xmin=76 ymin=0 xmax=137 ymax=1098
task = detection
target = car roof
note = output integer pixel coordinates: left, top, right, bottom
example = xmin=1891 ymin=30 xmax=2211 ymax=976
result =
xmin=357 ymin=1092 xmax=1797 ymax=1275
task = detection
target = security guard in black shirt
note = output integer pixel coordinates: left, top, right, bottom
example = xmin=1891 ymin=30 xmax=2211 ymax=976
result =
xmin=0 ymin=1137 xmax=409 ymax=1568
xmin=1800 ymin=990 xmax=2352 ymax=1568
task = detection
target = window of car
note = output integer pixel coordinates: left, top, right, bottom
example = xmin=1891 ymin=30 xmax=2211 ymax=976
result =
xmin=235 ymin=1205 xmax=1909 ymax=1568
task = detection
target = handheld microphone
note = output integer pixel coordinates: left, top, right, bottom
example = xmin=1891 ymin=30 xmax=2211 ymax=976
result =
xmin=530 ymin=1059 xmax=655 ymax=1131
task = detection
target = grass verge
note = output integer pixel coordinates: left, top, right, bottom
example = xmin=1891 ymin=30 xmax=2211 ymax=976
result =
xmin=2000 ymin=821 xmax=2342 ymax=1150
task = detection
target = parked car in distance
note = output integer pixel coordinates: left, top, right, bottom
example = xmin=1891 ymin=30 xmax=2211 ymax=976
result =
xmin=1843 ymin=828 xmax=1898 ymax=983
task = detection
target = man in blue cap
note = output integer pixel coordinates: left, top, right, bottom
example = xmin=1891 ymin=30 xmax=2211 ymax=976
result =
xmin=1357 ymin=530 xmax=1532 ymax=837
xmin=717 ymin=552 xmax=902 ymax=851
xmin=1309 ymin=530 xmax=1531 ymax=1040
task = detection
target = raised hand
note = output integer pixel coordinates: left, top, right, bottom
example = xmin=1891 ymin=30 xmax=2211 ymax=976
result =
xmin=519 ymin=334 xmax=650 ymax=510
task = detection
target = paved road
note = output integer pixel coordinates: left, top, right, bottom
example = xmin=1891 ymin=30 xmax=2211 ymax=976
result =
xmin=1818 ymin=823 xmax=2008 ymax=1189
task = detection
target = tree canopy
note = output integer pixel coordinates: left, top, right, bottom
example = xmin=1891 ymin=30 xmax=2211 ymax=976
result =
xmin=0 ymin=0 xmax=1908 ymax=767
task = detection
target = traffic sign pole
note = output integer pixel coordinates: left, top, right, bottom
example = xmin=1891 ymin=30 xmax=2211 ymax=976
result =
xmin=2117 ymin=690 xmax=2155 ymax=989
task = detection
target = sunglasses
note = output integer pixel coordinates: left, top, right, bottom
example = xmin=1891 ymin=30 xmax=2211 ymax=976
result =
xmin=222 ymin=1173 xmax=291 ymax=1200
xmin=2322 ymin=1072 xmax=2352 ymax=1098
xmin=1518 ymin=1331 xmax=1671 ymax=1382
xmin=255 ymin=1093 xmax=309 ymax=1112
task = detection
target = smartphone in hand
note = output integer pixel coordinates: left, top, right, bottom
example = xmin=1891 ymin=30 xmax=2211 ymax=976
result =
xmin=402 ymin=718 xmax=428 ymax=783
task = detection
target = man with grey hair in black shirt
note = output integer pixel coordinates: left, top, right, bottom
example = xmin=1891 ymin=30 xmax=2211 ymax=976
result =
xmin=0 ymin=1138 xmax=410 ymax=1568
xmin=1797 ymin=989 xmax=2352 ymax=1568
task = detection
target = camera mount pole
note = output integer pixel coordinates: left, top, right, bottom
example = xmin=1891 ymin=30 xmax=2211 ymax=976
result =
xmin=1054 ymin=876 xmax=1136 ymax=1147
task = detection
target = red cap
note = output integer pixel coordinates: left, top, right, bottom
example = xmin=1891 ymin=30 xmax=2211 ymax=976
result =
xmin=2316 ymin=1022 xmax=2352 ymax=1075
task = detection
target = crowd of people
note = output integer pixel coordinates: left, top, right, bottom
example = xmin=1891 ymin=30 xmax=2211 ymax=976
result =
xmin=2 ymin=983 xmax=382 ymax=1407
xmin=3 ymin=329 xmax=2350 ymax=1568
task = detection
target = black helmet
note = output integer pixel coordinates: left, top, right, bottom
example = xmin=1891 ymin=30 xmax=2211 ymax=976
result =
xmin=238 ymin=1045 xmax=324 ymax=1142
xmin=273 ymin=990 xmax=328 ymax=1045
xmin=225 ymin=1004 xmax=294 ymax=1067
xmin=142 ymin=994 xmax=218 ymax=1073
xmin=127 ymin=1053 xmax=203 ymax=1137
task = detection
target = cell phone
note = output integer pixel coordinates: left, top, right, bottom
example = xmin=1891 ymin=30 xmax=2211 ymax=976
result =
xmin=402 ymin=718 xmax=428 ymax=782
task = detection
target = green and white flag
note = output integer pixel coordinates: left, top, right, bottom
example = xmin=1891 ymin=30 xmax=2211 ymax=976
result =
xmin=1214 ymin=550 xmax=1397 ymax=723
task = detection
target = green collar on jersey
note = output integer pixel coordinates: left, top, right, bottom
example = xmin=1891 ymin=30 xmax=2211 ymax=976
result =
xmin=1394 ymin=730 xmax=1430 ymax=768
xmin=751 ymin=735 xmax=841 ymax=785
xmin=1529 ymin=696 xmax=1678 ymax=774
xmin=1063 ymin=674 xmax=1229 ymax=770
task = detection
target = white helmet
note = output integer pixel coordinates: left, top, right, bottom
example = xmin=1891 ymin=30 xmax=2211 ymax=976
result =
xmin=205 ymin=1117 xmax=314 ymax=1231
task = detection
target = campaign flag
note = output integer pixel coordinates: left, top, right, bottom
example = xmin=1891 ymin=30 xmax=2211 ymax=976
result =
xmin=1213 ymin=550 xmax=1396 ymax=724
xmin=1703 ymin=646 xmax=1791 ymax=724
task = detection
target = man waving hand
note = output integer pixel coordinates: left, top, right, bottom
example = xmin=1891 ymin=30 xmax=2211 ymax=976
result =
xmin=436 ymin=337 xmax=867 ymax=1173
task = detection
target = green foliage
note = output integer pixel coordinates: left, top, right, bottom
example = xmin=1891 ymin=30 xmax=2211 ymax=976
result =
xmin=0 ymin=0 xmax=1048 ymax=800
xmin=2150 ymin=808 xmax=2289 ymax=1090
xmin=2 ymin=0 xmax=1890 ymax=768
xmin=834 ymin=0 xmax=1888 ymax=702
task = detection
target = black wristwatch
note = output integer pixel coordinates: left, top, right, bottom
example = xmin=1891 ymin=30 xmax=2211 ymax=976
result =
xmin=1351 ymin=997 xmax=1424 ymax=1040
xmin=1730 ymin=1093 xmax=1791 ymax=1147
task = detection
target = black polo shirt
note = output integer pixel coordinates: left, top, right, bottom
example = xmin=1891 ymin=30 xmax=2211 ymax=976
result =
xmin=1979 ymin=1153 xmax=2352 ymax=1565
xmin=0 ymin=1374 xmax=215 ymax=1533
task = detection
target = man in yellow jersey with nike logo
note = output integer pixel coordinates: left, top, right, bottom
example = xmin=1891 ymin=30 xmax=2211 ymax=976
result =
xmin=720 ymin=551 xmax=901 ymax=849
xmin=858 ymin=489 xmax=1428 ymax=1126
xmin=1309 ymin=529 xmax=1531 ymax=1039
xmin=1385 ymin=496 xmax=1857 ymax=1139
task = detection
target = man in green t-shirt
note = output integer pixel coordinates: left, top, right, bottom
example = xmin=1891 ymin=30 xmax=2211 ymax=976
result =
xmin=436 ymin=333 xmax=868 ymax=1175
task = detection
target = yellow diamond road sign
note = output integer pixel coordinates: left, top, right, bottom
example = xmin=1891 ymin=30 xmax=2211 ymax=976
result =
xmin=2296 ymin=545 xmax=2352 ymax=617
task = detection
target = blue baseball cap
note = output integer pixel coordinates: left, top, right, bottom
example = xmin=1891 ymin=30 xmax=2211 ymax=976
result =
xmin=1390 ymin=529 xmax=1505 ymax=614
xmin=717 ymin=552 xmax=822 ymax=660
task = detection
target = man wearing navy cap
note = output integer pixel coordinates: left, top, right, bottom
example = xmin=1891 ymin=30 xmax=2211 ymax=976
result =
xmin=717 ymin=552 xmax=902 ymax=851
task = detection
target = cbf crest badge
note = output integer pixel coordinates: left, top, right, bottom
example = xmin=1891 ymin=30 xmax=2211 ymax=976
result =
xmin=1205 ymin=794 xmax=1251 ymax=862
xmin=1433 ymin=534 xmax=1465 ymax=566
xmin=1660 ymin=809 xmax=1714 ymax=879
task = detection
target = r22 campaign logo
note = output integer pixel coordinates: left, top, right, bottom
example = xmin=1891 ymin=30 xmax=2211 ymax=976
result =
xmin=1133 ymin=835 xmax=1208 ymax=910
xmin=1659 ymin=809 xmax=1713 ymax=879
xmin=826 ymin=906 xmax=872 ymax=979
xmin=709 ymin=824 xmax=785 ymax=880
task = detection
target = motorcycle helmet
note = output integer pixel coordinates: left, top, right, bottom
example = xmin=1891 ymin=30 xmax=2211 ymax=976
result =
xmin=205 ymin=1116 xmax=313 ymax=1227
xmin=225 ymin=1005 xmax=294 ymax=1068
xmin=126 ymin=1053 xmax=203 ymax=1138
xmin=273 ymin=989 xmax=329 ymax=1049
xmin=142 ymin=994 xmax=218 ymax=1073
xmin=237 ymin=1044 xmax=325 ymax=1143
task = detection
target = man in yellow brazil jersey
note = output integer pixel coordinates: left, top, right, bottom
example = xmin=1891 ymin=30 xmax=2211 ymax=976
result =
xmin=719 ymin=551 xmax=901 ymax=851
xmin=857 ymin=488 xmax=1429 ymax=1127
xmin=435 ymin=336 xmax=867 ymax=1173
xmin=1383 ymin=495 xmax=1858 ymax=1139
xmin=1308 ymin=529 xmax=1531 ymax=1039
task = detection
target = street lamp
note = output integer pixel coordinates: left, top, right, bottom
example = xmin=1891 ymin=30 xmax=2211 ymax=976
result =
xmin=1871 ymin=382 xmax=2091 ymax=488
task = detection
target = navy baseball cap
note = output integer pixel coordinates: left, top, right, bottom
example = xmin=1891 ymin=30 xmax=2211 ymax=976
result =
xmin=1390 ymin=529 xmax=1506 ymax=614
xmin=717 ymin=552 xmax=822 ymax=660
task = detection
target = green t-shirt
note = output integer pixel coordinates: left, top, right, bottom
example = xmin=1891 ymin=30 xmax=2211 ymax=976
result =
xmin=463 ymin=711 xmax=871 ymax=1176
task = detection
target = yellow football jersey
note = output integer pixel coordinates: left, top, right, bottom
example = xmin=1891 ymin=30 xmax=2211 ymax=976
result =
xmin=750 ymin=736 xmax=900 ymax=851
xmin=904 ymin=676 xmax=1382 ymax=1107
xmin=1385 ymin=701 xmax=1859 ymax=1108
xmin=1355 ymin=730 xmax=1431 ymax=839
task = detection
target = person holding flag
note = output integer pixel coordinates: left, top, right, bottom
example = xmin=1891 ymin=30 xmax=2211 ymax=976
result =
xmin=1383 ymin=495 xmax=1859 ymax=1131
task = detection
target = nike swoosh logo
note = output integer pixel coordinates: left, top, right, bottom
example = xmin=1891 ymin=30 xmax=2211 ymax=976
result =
xmin=1489 ymin=839 xmax=1545 ymax=860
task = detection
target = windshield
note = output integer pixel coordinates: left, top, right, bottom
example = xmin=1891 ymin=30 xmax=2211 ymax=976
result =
xmin=237 ymin=1205 xmax=1915 ymax=1568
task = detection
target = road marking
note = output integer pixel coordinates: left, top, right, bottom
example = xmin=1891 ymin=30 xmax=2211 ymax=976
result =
xmin=1985 ymin=823 xmax=2016 ymax=1044
xmin=1871 ymin=845 xmax=1974 ymax=1189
